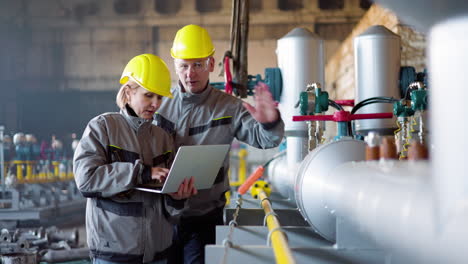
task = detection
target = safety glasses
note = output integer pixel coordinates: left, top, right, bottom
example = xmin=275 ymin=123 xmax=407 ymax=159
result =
xmin=174 ymin=58 xmax=210 ymax=74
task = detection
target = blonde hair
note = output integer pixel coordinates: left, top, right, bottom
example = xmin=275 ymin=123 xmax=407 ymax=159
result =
xmin=116 ymin=80 xmax=139 ymax=109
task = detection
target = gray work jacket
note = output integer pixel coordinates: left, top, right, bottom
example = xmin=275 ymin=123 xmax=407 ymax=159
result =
xmin=154 ymin=83 xmax=284 ymax=217
xmin=73 ymin=106 xmax=184 ymax=263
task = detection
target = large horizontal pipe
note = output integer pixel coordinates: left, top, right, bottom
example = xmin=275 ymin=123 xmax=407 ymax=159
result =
xmin=327 ymin=161 xmax=467 ymax=263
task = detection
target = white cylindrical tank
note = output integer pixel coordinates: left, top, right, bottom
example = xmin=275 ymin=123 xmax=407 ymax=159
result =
xmin=277 ymin=27 xmax=324 ymax=132
xmin=354 ymin=25 xmax=400 ymax=135
xmin=270 ymin=27 xmax=324 ymax=199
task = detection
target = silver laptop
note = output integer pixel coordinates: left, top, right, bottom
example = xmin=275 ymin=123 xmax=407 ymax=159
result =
xmin=134 ymin=144 xmax=230 ymax=194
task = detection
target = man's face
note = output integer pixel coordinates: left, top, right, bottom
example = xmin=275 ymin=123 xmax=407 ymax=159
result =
xmin=174 ymin=57 xmax=214 ymax=94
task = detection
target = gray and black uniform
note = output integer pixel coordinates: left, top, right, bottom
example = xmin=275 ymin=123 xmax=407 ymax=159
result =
xmin=74 ymin=106 xmax=185 ymax=263
xmin=154 ymin=83 xmax=284 ymax=264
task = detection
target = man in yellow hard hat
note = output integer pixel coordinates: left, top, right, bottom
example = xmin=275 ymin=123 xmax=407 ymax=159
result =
xmin=154 ymin=25 xmax=284 ymax=264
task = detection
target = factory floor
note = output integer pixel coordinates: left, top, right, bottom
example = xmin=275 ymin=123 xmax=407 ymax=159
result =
xmin=37 ymin=223 xmax=90 ymax=264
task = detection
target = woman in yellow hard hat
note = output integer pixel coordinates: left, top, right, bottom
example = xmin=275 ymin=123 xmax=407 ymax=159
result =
xmin=73 ymin=53 xmax=197 ymax=264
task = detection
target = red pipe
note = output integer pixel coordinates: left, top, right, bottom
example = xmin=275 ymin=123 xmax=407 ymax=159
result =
xmin=224 ymin=56 xmax=233 ymax=95
xmin=334 ymin=100 xmax=355 ymax=107
xmin=292 ymin=111 xmax=393 ymax=122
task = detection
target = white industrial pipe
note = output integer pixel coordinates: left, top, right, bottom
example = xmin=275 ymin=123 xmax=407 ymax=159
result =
xmin=328 ymin=161 xmax=437 ymax=262
xmin=328 ymin=159 xmax=468 ymax=263
xmin=266 ymin=155 xmax=289 ymax=198
xmin=430 ymin=16 xmax=468 ymax=228
xmin=269 ymin=28 xmax=324 ymax=199
xmin=295 ymin=139 xmax=366 ymax=242
xmin=296 ymin=15 xmax=468 ymax=263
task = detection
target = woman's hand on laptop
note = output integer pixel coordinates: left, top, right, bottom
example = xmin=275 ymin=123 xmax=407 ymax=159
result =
xmin=169 ymin=176 xmax=198 ymax=200
xmin=151 ymin=167 xmax=169 ymax=183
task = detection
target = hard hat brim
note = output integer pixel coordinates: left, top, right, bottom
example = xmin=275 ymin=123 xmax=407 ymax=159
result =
xmin=121 ymin=75 xmax=173 ymax=99
xmin=170 ymin=48 xmax=215 ymax=59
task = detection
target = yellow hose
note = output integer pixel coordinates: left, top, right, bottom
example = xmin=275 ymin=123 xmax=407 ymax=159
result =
xmin=25 ymin=161 xmax=33 ymax=182
xmin=13 ymin=160 xmax=24 ymax=183
xmin=258 ymin=191 xmax=296 ymax=264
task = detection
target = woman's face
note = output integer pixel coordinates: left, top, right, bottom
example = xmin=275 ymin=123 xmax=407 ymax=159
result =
xmin=126 ymin=85 xmax=163 ymax=120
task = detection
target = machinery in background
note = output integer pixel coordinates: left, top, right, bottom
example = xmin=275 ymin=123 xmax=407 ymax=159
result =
xmin=0 ymin=128 xmax=85 ymax=229
xmin=0 ymin=226 xmax=89 ymax=263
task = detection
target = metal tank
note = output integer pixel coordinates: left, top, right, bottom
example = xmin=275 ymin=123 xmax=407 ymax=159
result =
xmin=354 ymin=25 xmax=400 ymax=135
xmin=295 ymin=139 xmax=366 ymax=242
xmin=270 ymin=27 xmax=324 ymax=199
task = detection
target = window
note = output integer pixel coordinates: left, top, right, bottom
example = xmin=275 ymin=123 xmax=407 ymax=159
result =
xmin=73 ymin=2 xmax=99 ymax=17
xmin=114 ymin=0 xmax=141 ymax=14
xmin=360 ymin=0 xmax=372 ymax=10
xmin=73 ymin=2 xmax=99 ymax=22
xmin=250 ymin=0 xmax=262 ymax=12
xmin=196 ymin=0 xmax=222 ymax=13
xmin=278 ymin=0 xmax=303 ymax=11
xmin=155 ymin=0 xmax=181 ymax=14
xmin=318 ymin=0 xmax=344 ymax=10
xmin=315 ymin=23 xmax=355 ymax=41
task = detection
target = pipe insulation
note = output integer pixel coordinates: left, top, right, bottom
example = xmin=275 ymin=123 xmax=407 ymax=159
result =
xmin=295 ymin=139 xmax=366 ymax=242
xmin=429 ymin=16 xmax=468 ymax=228
xmin=327 ymin=161 xmax=467 ymax=263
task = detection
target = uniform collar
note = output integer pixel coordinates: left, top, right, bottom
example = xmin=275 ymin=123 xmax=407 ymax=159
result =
xmin=176 ymin=81 xmax=212 ymax=104
xmin=121 ymin=104 xmax=152 ymax=130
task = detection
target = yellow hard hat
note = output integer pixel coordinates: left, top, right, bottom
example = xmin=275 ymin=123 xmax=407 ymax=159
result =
xmin=120 ymin=54 xmax=173 ymax=98
xmin=171 ymin=24 xmax=215 ymax=59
